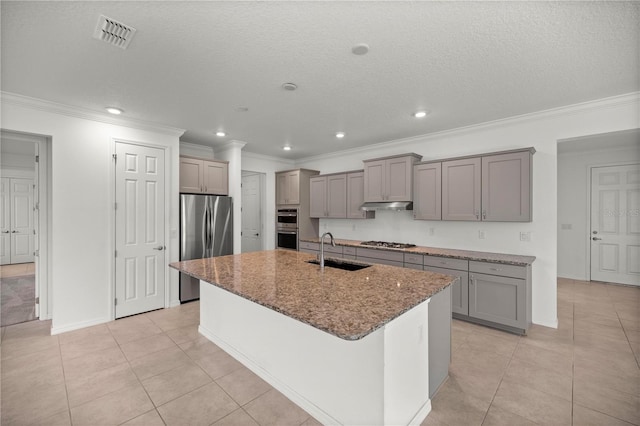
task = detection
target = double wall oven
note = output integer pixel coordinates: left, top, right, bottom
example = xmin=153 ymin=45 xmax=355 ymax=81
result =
xmin=276 ymin=208 xmax=298 ymax=250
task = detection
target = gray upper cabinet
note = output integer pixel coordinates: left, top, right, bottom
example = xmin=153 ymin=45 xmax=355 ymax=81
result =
xmin=481 ymin=151 xmax=532 ymax=222
xmin=309 ymin=174 xmax=347 ymax=218
xmin=276 ymin=170 xmax=301 ymax=205
xmin=413 ymin=162 xmax=442 ymax=220
xmin=363 ymin=154 xmax=422 ymax=202
xmin=179 ymin=156 xmax=229 ymax=195
xmin=346 ymin=171 xmax=374 ymax=219
xmin=442 ymin=157 xmax=481 ymax=221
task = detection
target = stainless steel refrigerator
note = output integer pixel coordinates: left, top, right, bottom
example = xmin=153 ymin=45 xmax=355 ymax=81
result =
xmin=180 ymin=194 xmax=233 ymax=302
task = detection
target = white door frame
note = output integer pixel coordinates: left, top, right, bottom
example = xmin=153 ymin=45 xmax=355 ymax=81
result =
xmin=0 ymin=130 xmax=50 ymax=320
xmin=109 ymin=138 xmax=172 ymax=320
xmin=586 ymin=161 xmax=640 ymax=281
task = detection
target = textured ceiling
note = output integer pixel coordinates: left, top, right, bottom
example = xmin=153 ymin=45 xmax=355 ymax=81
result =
xmin=1 ymin=1 xmax=638 ymax=159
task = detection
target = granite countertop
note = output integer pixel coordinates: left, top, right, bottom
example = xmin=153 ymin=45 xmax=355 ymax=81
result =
xmin=170 ymin=250 xmax=455 ymax=341
xmin=300 ymin=237 xmax=536 ymax=266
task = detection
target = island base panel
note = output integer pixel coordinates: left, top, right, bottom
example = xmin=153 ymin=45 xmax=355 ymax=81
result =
xmin=199 ymin=281 xmax=432 ymax=425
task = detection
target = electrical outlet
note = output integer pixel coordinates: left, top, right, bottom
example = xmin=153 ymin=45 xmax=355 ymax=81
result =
xmin=561 ymin=224 xmax=572 ymax=230
xmin=429 ymin=227 xmax=435 ymax=236
xmin=520 ymin=231 xmax=531 ymax=242
xmin=478 ymin=230 xmax=485 ymax=239
xmin=352 ymin=223 xmax=356 ymax=231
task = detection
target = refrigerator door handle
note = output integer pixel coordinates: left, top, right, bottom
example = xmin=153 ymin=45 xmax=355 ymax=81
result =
xmin=201 ymin=202 xmax=208 ymax=257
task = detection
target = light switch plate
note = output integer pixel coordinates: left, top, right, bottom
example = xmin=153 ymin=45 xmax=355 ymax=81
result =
xmin=520 ymin=231 xmax=531 ymax=242
xmin=478 ymin=230 xmax=485 ymax=239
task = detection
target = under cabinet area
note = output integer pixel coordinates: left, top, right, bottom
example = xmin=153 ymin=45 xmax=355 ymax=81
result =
xmin=179 ymin=156 xmax=228 ymax=195
xmin=363 ymin=154 xmax=422 ymax=202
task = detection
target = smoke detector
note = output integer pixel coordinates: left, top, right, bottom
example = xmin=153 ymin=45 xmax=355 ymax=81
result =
xmin=93 ymin=15 xmax=137 ymax=49
xmin=282 ymin=82 xmax=298 ymax=91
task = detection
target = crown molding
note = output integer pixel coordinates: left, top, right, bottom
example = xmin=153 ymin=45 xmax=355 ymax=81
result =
xmin=1 ymin=91 xmax=185 ymax=138
xmin=295 ymin=92 xmax=640 ymax=163
xmin=217 ymin=140 xmax=247 ymax=152
xmin=241 ymin=150 xmax=296 ymax=166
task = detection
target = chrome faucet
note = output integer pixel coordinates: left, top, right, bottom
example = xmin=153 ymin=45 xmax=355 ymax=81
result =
xmin=319 ymin=232 xmax=335 ymax=269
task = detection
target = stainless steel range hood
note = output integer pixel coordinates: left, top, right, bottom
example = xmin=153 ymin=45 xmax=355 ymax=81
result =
xmin=360 ymin=201 xmax=413 ymax=211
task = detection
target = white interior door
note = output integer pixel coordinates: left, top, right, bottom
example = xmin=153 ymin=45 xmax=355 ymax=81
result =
xmin=9 ymin=178 xmax=34 ymax=264
xmin=241 ymin=173 xmax=263 ymax=253
xmin=0 ymin=178 xmax=10 ymax=265
xmin=115 ymin=142 xmax=166 ymax=318
xmin=590 ymin=164 xmax=640 ymax=286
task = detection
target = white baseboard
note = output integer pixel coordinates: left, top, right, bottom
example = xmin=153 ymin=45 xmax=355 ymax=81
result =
xmin=199 ymin=324 xmax=339 ymax=425
xmin=168 ymin=299 xmax=181 ymax=308
xmin=51 ymin=317 xmax=109 ymax=335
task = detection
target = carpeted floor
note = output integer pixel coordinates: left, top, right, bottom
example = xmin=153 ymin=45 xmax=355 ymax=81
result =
xmin=1 ymin=264 xmax=36 ymax=327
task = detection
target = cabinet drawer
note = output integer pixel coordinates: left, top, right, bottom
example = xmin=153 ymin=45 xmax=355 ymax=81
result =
xmin=404 ymin=262 xmax=423 ymax=271
xmin=424 ymin=256 xmax=468 ymax=271
xmin=469 ymin=261 xmax=526 ymax=279
xmin=324 ymin=245 xmax=343 ymax=255
xmin=299 ymin=241 xmax=319 ymax=251
xmin=358 ymin=256 xmax=404 ymax=267
xmin=404 ymin=253 xmax=424 ymax=266
xmin=343 ymin=246 xmax=357 ymax=256
xmin=299 ymin=248 xmax=318 ymax=255
xmin=356 ymin=248 xmax=404 ymax=262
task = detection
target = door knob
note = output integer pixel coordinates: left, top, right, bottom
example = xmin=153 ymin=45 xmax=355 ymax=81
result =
xmin=592 ymin=237 xmax=602 ymax=241
xmin=152 ymin=245 xmax=165 ymax=250
xmin=254 ymin=233 xmax=259 ymax=236
xmin=2 ymin=230 xmax=9 ymax=233
xmin=11 ymin=230 xmax=18 ymax=233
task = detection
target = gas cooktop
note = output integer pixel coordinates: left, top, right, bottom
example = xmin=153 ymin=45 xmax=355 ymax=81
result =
xmin=360 ymin=241 xmax=417 ymax=249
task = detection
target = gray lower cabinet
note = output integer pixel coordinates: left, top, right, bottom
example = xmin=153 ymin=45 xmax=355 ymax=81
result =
xmin=356 ymin=247 xmax=404 ymax=267
xmin=466 ymin=261 xmax=531 ymax=334
xmin=299 ymin=241 xmax=344 ymax=258
xmin=424 ymin=256 xmax=469 ymax=316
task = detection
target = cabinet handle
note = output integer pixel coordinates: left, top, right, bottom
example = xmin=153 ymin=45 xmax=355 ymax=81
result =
xmin=489 ymin=267 xmax=502 ymax=272
xmin=204 ymin=186 xmax=207 ymax=192
xmin=474 ymin=210 xmax=479 ymax=219
xmin=482 ymin=210 xmax=486 ymax=219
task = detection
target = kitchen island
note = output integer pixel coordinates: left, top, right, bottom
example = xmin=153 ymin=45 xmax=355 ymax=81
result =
xmin=170 ymin=250 xmax=455 ymax=425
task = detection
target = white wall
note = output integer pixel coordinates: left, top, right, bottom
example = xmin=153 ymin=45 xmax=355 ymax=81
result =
xmin=1 ymin=93 xmax=183 ymax=334
xmin=215 ymin=141 xmax=246 ymax=254
xmin=296 ymin=93 xmax=639 ymax=328
xmin=558 ymin=141 xmax=640 ymax=280
xmin=241 ymin=152 xmax=295 ymax=250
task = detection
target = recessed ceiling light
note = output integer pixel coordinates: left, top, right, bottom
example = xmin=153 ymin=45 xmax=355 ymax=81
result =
xmin=106 ymin=107 xmax=123 ymax=115
xmin=336 ymin=132 xmax=345 ymax=139
xmin=283 ymin=146 xmax=292 ymax=151
xmin=282 ymin=83 xmax=298 ymax=91
xmin=352 ymin=43 xmax=370 ymax=55
xmin=216 ymin=131 xmax=226 ymax=137
xmin=413 ymin=111 xmax=429 ymax=118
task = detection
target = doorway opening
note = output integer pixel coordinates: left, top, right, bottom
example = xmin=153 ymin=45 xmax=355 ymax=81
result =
xmin=241 ymin=171 xmax=265 ymax=253
xmin=1 ymin=130 xmax=49 ymax=326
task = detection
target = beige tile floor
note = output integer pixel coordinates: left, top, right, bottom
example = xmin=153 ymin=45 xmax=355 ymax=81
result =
xmin=1 ymin=278 xmax=638 ymax=425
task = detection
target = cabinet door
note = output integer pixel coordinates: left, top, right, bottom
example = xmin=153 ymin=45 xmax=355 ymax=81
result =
xmin=482 ymin=151 xmax=531 ymax=222
xmin=413 ymin=163 xmax=442 ymax=220
xmin=179 ymin=157 xmax=203 ymax=193
xmin=442 ymin=157 xmax=481 ymax=221
xmin=363 ymin=160 xmax=386 ymax=202
xmin=386 ymin=157 xmax=413 ymax=201
xmin=469 ymin=272 xmax=526 ymax=329
xmin=347 ymin=172 xmax=366 ymax=219
xmin=309 ymin=176 xmax=327 ymax=218
xmin=425 ymin=265 xmax=469 ymax=316
xmin=287 ymin=171 xmax=300 ymax=204
xmin=327 ymin=174 xmax=347 ymax=218
xmin=276 ymin=173 xmax=288 ymax=205
xmin=203 ymin=161 xmax=228 ymax=195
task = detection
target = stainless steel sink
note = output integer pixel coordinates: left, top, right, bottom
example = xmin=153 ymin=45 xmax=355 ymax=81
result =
xmin=307 ymin=258 xmax=372 ymax=271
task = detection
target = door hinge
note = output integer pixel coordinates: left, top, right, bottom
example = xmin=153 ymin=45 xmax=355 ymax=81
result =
xmin=114 ymin=298 xmax=118 ymax=306
xmin=115 ymin=250 xmax=117 ymax=257
xmin=112 ymin=154 xmax=117 ymax=161
xmin=35 ymin=297 xmax=40 ymax=304
xmin=34 ymin=250 xmax=39 ymax=256
xmin=35 ymin=155 xmax=39 ymax=163
xmin=34 ymin=202 xmax=39 ymax=210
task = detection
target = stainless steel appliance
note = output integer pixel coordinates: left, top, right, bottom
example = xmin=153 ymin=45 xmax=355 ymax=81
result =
xmin=360 ymin=240 xmax=416 ymax=249
xmin=180 ymin=194 xmax=233 ymax=302
xmin=276 ymin=208 xmax=298 ymax=250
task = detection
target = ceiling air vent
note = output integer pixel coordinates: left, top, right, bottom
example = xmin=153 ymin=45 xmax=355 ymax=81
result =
xmin=93 ymin=15 xmax=137 ymax=49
